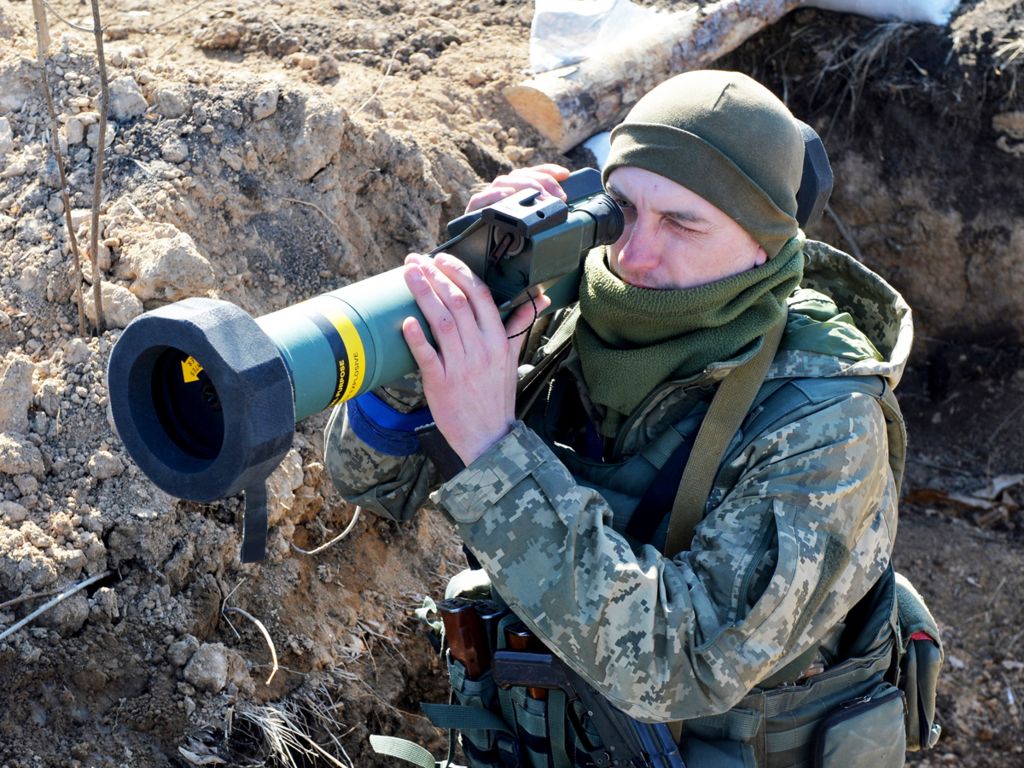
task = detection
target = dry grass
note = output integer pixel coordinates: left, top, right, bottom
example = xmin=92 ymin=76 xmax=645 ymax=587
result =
xmin=808 ymin=22 xmax=916 ymax=127
xmin=995 ymin=36 xmax=1024 ymax=102
xmin=232 ymin=697 xmax=353 ymax=768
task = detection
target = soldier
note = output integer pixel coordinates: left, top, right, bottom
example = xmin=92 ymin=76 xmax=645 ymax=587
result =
xmin=325 ymin=70 xmax=935 ymax=766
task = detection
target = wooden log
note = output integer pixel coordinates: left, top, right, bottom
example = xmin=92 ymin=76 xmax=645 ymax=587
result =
xmin=504 ymin=0 xmax=802 ymax=153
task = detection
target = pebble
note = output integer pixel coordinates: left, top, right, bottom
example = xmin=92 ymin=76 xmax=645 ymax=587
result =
xmin=82 ymin=281 xmax=144 ymax=329
xmin=87 ymin=450 xmax=124 ymax=480
xmin=64 ymin=338 xmax=92 ymax=366
xmin=161 ymin=138 xmax=189 ymax=163
xmin=108 ymin=76 xmax=149 ymax=120
xmin=86 ymin=123 xmax=116 ymax=151
xmin=0 ymin=354 xmax=35 ymax=434
xmin=65 ymin=117 xmax=85 ymax=145
xmin=251 ymin=84 xmax=279 ymax=121
xmin=183 ymin=643 xmax=229 ymax=693
xmin=0 ymin=116 xmax=13 ymax=157
xmin=0 ymin=433 xmax=46 ymax=477
xmin=153 ymin=85 xmax=190 ymax=119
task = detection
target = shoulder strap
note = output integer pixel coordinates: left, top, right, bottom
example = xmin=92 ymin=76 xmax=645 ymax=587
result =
xmin=664 ymin=316 xmax=787 ymax=558
xmin=515 ymin=306 xmax=580 ymax=420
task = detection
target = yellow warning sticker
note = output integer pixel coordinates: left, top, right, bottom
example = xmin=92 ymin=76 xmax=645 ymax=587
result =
xmin=181 ymin=356 xmax=203 ymax=384
xmin=326 ymin=309 xmax=365 ymax=404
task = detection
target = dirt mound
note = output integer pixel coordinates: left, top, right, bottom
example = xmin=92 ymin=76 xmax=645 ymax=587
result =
xmin=0 ymin=1 xmax=1022 ymax=766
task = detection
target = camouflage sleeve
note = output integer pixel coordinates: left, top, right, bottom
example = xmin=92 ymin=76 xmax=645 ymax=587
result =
xmin=322 ymin=375 xmax=439 ymax=522
xmin=431 ymin=392 xmax=897 ymax=722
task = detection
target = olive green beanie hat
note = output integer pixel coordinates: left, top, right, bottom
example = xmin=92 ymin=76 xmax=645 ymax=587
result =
xmin=602 ymin=70 xmax=804 ymax=259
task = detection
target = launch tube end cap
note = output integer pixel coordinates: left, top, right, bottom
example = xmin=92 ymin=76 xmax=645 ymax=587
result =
xmin=107 ymin=297 xmax=295 ymax=502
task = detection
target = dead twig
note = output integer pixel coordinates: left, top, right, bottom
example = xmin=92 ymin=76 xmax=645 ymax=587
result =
xmin=352 ymin=47 xmax=398 ymax=116
xmin=290 ymin=506 xmax=361 ymax=556
xmin=32 ymin=0 xmax=87 ymax=336
xmin=41 ymin=0 xmax=101 ymax=33
xmin=823 ymin=204 xmax=866 ymax=263
xmin=0 ymin=584 xmax=66 ymax=612
xmin=222 ymin=605 xmax=279 ymax=686
xmin=88 ymin=0 xmax=109 ymax=333
xmin=148 ymin=0 xmax=215 ymax=31
xmin=282 ymin=197 xmax=345 ymax=240
xmin=0 ymin=571 xmax=112 ymax=643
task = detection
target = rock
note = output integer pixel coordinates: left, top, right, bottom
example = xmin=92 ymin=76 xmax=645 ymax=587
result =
xmin=0 ymin=116 xmax=13 ymax=158
xmin=119 ymin=224 xmax=216 ymax=301
xmin=0 ymin=67 xmax=32 ymax=114
xmin=183 ymin=643 xmax=229 ymax=693
xmin=408 ymin=52 xmax=432 ymax=73
xmin=267 ymin=449 xmax=304 ymax=526
xmin=89 ymin=587 xmax=120 ymax=622
xmin=36 ymin=378 xmax=63 ymax=417
xmin=108 ymin=76 xmax=148 ymax=120
xmin=65 ymin=117 xmax=85 ymax=145
xmin=0 ymin=501 xmax=28 ymax=523
xmin=0 ymin=156 xmax=33 ymax=178
xmin=161 ymin=138 xmax=189 ymax=163
xmin=168 ymin=634 xmax=200 ymax=667
xmin=86 ymin=122 xmax=116 ymax=150
xmin=38 ymin=592 xmax=90 ymax=636
xmin=0 ymin=354 xmax=35 ymax=434
xmin=195 ymin=22 xmax=245 ymax=50
xmin=64 ymin=338 xmax=92 ymax=366
xmin=82 ymin=281 xmax=144 ymax=329
xmin=251 ymin=85 xmax=279 ymax=120
xmin=0 ymin=433 xmax=46 ymax=478
xmin=87 ymin=450 xmax=124 ymax=480
xmin=311 ymin=55 xmax=340 ymax=83
xmin=153 ymin=85 xmax=190 ymax=119
xmin=290 ymin=97 xmax=348 ymax=181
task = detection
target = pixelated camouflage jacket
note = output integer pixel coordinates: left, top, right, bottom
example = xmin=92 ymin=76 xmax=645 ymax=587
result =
xmin=324 ymin=240 xmax=913 ymax=723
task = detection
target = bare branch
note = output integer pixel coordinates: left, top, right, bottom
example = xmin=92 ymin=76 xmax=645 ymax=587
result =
xmin=32 ymin=0 xmax=87 ymax=336
xmin=223 ymin=606 xmax=280 ymax=686
xmin=290 ymin=506 xmax=361 ymax=556
xmin=0 ymin=571 xmax=112 ymax=643
xmin=88 ymin=0 xmax=109 ymax=334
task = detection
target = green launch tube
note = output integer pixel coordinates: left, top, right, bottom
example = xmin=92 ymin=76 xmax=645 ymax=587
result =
xmin=257 ymin=267 xmax=420 ymax=422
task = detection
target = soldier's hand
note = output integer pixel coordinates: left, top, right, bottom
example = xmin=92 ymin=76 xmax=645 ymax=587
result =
xmin=465 ymin=164 xmax=572 ymax=213
xmin=400 ymin=251 xmax=550 ymax=466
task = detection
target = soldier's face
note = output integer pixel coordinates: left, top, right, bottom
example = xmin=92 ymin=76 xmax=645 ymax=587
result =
xmin=604 ymin=167 xmax=768 ymax=290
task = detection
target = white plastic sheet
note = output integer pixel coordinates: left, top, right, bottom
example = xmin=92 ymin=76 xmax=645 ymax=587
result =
xmin=801 ymin=0 xmax=960 ymax=26
xmin=528 ymin=0 xmax=665 ymax=73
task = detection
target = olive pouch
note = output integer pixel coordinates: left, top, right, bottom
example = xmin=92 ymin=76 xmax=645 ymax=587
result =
xmin=894 ymin=570 xmax=943 ymax=751
xmin=814 ymin=683 xmax=906 ymax=768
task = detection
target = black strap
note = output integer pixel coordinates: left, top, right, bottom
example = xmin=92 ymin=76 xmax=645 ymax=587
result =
xmin=623 ymin=432 xmax=696 ymax=545
xmin=240 ymin=482 xmax=268 ymax=563
xmin=415 ymin=422 xmax=466 ymax=482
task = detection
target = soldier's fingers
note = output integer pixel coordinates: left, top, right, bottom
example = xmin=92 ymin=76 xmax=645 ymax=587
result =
xmin=431 ymin=252 xmax=504 ymax=340
xmin=403 ymin=261 xmax=465 ymax=359
xmin=401 ymin=317 xmax=446 ymax=385
xmin=465 ymin=166 xmax=571 ymax=213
